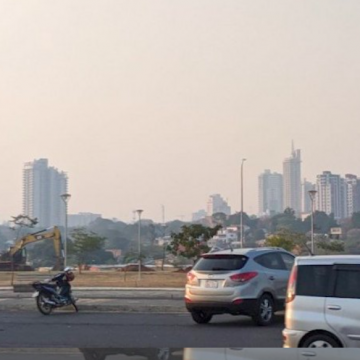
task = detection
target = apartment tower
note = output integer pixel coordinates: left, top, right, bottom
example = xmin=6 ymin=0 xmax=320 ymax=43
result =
xmin=23 ymin=159 xmax=68 ymax=228
xmin=283 ymin=144 xmax=302 ymax=216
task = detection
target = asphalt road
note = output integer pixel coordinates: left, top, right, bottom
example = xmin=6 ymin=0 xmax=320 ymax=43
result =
xmin=0 ymin=348 xmax=183 ymax=360
xmin=0 ymin=312 xmax=284 ymax=348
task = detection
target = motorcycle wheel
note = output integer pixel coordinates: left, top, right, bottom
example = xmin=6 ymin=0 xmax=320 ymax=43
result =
xmin=36 ymin=293 xmax=53 ymax=315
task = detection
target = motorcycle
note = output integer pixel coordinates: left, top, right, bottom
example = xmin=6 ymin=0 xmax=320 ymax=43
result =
xmin=32 ymin=267 xmax=78 ymax=315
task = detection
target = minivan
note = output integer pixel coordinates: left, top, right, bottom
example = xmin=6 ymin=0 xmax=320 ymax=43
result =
xmin=283 ymin=255 xmax=360 ymax=348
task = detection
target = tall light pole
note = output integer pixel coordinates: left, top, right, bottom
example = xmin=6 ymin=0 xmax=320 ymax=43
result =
xmin=60 ymin=193 xmax=71 ymax=268
xmin=135 ymin=209 xmax=143 ymax=281
xmin=240 ymin=158 xmax=247 ymax=248
xmin=308 ymin=190 xmax=317 ymax=255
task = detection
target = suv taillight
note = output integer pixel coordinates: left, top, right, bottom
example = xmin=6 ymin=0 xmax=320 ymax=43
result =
xmin=230 ymin=271 xmax=258 ymax=283
xmin=186 ymin=271 xmax=199 ymax=286
xmin=286 ymin=265 xmax=298 ymax=303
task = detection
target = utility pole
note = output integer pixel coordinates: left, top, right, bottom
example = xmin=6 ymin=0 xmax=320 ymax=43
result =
xmin=240 ymin=158 xmax=246 ymax=248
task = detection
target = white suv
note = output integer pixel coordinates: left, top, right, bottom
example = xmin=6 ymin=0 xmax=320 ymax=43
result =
xmin=283 ymin=255 xmax=360 ymax=348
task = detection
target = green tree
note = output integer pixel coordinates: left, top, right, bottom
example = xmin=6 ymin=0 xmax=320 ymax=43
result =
xmin=351 ymin=212 xmax=360 ymax=229
xmin=345 ymin=229 xmax=360 ymax=254
xmin=265 ymin=229 xmax=311 ymax=255
xmin=271 ymin=208 xmax=304 ymax=233
xmin=212 ymin=212 xmax=227 ymax=227
xmin=316 ymin=239 xmax=344 ymax=254
xmin=69 ymin=228 xmax=106 ymax=273
xmin=167 ymin=224 xmax=221 ymax=262
xmin=303 ymin=211 xmax=338 ymax=234
xmin=265 ymin=235 xmax=295 ymax=252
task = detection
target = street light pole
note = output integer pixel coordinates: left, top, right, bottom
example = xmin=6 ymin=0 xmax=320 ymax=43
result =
xmin=135 ymin=209 xmax=143 ymax=281
xmin=60 ymin=193 xmax=71 ymax=268
xmin=240 ymin=158 xmax=247 ymax=248
xmin=308 ymin=190 xmax=317 ymax=255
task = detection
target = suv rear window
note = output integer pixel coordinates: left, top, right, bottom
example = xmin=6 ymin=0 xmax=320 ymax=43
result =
xmin=193 ymin=255 xmax=248 ymax=271
xmin=296 ymin=265 xmax=332 ymax=297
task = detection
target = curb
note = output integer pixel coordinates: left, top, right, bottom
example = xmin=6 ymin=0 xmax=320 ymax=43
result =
xmin=0 ymin=303 xmax=187 ymax=313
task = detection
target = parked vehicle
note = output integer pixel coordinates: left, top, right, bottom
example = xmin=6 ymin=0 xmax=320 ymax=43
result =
xmin=32 ymin=267 xmax=78 ymax=315
xmin=185 ymin=247 xmax=295 ymax=325
xmin=183 ymin=348 xmax=359 ymax=360
xmin=283 ymin=255 xmax=360 ymax=348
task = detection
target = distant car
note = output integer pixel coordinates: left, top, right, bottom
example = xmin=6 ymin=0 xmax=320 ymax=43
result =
xmin=283 ymin=255 xmax=360 ymax=348
xmin=185 ymin=247 xmax=295 ymax=325
xmin=183 ymin=348 xmax=359 ymax=360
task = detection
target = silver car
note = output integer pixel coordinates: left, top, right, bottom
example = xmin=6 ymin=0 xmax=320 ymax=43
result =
xmin=185 ymin=247 xmax=295 ymax=325
xmin=283 ymin=255 xmax=360 ymax=348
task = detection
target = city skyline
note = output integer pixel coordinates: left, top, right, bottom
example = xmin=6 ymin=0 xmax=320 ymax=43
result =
xmin=2 ymin=153 xmax=360 ymax=226
xmin=1 ymin=1 xmax=360 ymax=223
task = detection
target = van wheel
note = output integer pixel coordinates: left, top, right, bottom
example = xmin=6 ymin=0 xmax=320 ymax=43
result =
xmin=302 ymin=334 xmax=340 ymax=348
xmin=252 ymin=294 xmax=274 ymax=326
xmin=190 ymin=311 xmax=213 ymax=324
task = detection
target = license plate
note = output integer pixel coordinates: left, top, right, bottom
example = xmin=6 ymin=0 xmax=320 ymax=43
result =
xmin=32 ymin=292 xmax=39 ymax=298
xmin=205 ymin=280 xmax=218 ymax=288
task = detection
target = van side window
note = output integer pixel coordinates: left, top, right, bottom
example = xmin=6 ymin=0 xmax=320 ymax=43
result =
xmin=297 ymin=265 xmax=332 ymax=297
xmin=334 ymin=265 xmax=360 ymax=299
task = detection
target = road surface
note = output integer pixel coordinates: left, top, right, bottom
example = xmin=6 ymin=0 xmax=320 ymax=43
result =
xmin=0 ymin=312 xmax=283 ymax=348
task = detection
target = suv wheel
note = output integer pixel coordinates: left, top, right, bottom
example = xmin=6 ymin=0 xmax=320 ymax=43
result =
xmin=252 ymin=294 xmax=274 ymax=326
xmin=190 ymin=310 xmax=213 ymax=324
xmin=302 ymin=334 xmax=340 ymax=348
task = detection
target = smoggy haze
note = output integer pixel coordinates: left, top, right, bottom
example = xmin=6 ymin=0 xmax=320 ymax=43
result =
xmin=1 ymin=0 xmax=360 ymax=223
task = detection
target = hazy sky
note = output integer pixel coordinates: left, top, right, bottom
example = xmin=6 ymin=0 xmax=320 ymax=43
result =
xmin=1 ymin=0 xmax=360 ymax=223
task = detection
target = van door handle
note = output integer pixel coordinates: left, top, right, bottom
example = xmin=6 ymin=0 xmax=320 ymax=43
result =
xmin=269 ymin=276 xmax=275 ymax=281
xmin=327 ymin=305 xmax=341 ymax=311
xmin=301 ymin=351 xmax=316 ymax=357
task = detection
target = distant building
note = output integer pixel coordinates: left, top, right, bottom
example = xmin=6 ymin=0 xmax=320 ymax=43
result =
xmin=68 ymin=212 xmax=102 ymax=228
xmin=316 ymin=171 xmax=346 ymax=219
xmin=344 ymin=174 xmax=360 ymax=218
xmin=23 ymin=159 xmax=68 ymax=228
xmin=258 ymin=170 xmax=283 ymax=216
xmin=208 ymin=226 xmax=238 ymax=248
xmin=207 ymin=194 xmax=231 ymax=216
xmin=192 ymin=209 xmax=207 ymax=222
xmin=302 ymin=179 xmax=315 ymax=214
xmin=154 ymin=235 xmax=172 ymax=247
xmin=283 ymin=144 xmax=302 ymax=216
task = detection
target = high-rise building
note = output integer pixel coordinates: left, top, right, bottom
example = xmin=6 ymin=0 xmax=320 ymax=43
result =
xmin=192 ymin=209 xmax=207 ymax=222
xmin=344 ymin=174 xmax=360 ymax=218
xmin=258 ymin=170 xmax=283 ymax=216
xmin=316 ymin=171 xmax=346 ymax=219
xmin=68 ymin=212 xmax=101 ymax=228
xmin=302 ymin=179 xmax=315 ymax=214
xmin=23 ymin=159 xmax=68 ymax=227
xmin=283 ymin=144 xmax=302 ymax=216
xmin=207 ymin=194 xmax=231 ymax=216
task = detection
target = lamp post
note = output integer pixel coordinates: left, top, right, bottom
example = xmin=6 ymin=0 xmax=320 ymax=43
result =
xmin=135 ymin=209 xmax=143 ymax=281
xmin=240 ymin=158 xmax=247 ymax=248
xmin=308 ymin=190 xmax=317 ymax=255
xmin=60 ymin=193 xmax=71 ymax=268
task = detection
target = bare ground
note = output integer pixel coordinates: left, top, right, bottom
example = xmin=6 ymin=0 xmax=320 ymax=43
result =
xmin=0 ymin=269 xmax=187 ymax=288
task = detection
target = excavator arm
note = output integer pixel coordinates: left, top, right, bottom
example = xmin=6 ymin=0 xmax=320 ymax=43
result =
xmin=7 ymin=227 xmax=64 ymax=270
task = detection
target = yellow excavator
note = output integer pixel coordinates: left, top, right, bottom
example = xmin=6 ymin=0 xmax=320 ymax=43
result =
xmin=0 ymin=227 xmax=64 ymax=271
